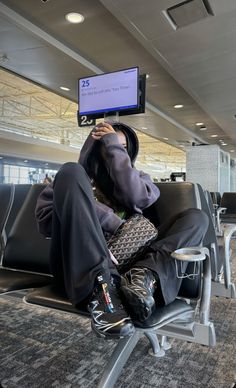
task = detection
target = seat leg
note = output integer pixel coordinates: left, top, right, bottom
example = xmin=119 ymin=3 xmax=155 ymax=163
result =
xmin=144 ymin=330 xmax=165 ymax=357
xmin=160 ymin=335 xmax=172 ymax=350
xmin=98 ymin=330 xmax=141 ymax=388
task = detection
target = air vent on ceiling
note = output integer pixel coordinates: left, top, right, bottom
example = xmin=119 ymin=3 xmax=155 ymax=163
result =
xmin=163 ymin=0 xmax=214 ymax=30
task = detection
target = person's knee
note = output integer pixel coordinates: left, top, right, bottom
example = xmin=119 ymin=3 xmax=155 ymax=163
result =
xmin=56 ymin=162 xmax=86 ymax=184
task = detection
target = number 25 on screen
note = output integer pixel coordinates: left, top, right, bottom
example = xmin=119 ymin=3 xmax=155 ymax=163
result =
xmin=81 ymin=80 xmax=90 ymax=87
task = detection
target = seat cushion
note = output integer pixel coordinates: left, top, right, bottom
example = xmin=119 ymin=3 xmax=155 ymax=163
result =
xmin=0 ymin=268 xmax=52 ymax=293
xmin=24 ymin=284 xmax=90 ymax=316
xmin=135 ymin=299 xmax=194 ymax=328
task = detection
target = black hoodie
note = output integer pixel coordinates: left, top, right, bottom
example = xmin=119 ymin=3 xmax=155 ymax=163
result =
xmin=35 ymin=122 xmax=159 ymax=237
xmin=79 ymin=122 xmax=160 ymax=215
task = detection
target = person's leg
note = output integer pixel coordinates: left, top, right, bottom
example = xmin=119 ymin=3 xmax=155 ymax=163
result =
xmin=50 ymin=162 xmax=114 ymax=302
xmin=50 ymin=162 xmax=134 ymax=337
xmin=121 ymin=208 xmax=209 ymax=321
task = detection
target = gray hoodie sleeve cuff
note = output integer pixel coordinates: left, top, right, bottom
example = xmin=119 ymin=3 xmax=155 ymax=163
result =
xmin=100 ymin=132 xmax=120 ymax=146
xmin=95 ymin=201 xmax=124 ymax=234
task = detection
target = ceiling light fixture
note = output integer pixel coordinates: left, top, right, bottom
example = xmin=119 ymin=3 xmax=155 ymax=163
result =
xmin=163 ymin=137 xmax=169 ymax=140
xmin=195 ymin=122 xmax=204 ymax=126
xmin=65 ymin=12 xmax=85 ymax=24
xmin=230 ymin=150 xmax=235 ymax=153
xmin=146 ymin=74 xmax=150 ymax=79
xmin=199 ymin=126 xmax=207 ymax=131
xmin=211 ymin=134 xmax=218 ymax=138
xmin=174 ymin=104 xmax=183 ymax=109
xmin=24 ymin=160 xmax=28 ymax=163
xmin=221 ymin=143 xmax=227 ymax=146
xmin=60 ymin=86 xmax=70 ymax=91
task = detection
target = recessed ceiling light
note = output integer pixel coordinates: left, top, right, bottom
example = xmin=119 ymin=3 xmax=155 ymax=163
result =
xmin=199 ymin=126 xmax=207 ymax=131
xmin=60 ymin=86 xmax=70 ymax=91
xmin=221 ymin=143 xmax=227 ymax=146
xmin=195 ymin=122 xmax=204 ymax=126
xmin=211 ymin=134 xmax=218 ymax=138
xmin=142 ymin=127 xmax=148 ymax=130
xmin=163 ymin=137 xmax=169 ymax=140
xmin=65 ymin=12 xmax=84 ymax=24
xmin=146 ymin=74 xmax=150 ymax=79
xmin=230 ymin=150 xmax=235 ymax=152
xmin=24 ymin=160 xmax=28 ymax=163
xmin=174 ymin=104 xmax=184 ymax=109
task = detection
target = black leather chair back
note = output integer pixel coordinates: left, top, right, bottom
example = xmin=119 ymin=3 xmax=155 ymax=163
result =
xmin=143 ymin=182 xmax=201 ymax=227
xmin=220 ymin=192 xmax=236 ymax=214
xmin=205 ymin=190 xmax=217 ymax=227
xmin=3 ymin=184 xmax=51 ymax=274
xmin=210 ymin=192 xmax=221 ymax=206
xmin=0 ymin=184 xmax=14 ymax=234
xmin=196 ymin=184 xmax=221 ymax=280
xmin=144 ymin=182 xmax=202 ymax=300
xmin=5 ymin=184 xmax=32 ymax=238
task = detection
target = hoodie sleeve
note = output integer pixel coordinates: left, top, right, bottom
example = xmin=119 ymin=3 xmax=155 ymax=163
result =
xmin=101 ymin=133 xmax=160 ymax=212
xmin=35 ymin=182 xmax=123 ymax=237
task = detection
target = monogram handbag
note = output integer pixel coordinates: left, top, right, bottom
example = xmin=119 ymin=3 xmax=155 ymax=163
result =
xmin=107 ymin=214 xmax=158 ymax=272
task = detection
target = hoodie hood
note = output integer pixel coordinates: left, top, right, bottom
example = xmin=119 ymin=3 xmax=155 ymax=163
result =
xmin=79 ymin=121 xmax=139 ymax=172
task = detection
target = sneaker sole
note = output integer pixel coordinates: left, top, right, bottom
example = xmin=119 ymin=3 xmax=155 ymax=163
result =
xmin=91 ymin=320 xmax=135 ymax=339
xmin=120 ymin=286 xmax=155 ymax=322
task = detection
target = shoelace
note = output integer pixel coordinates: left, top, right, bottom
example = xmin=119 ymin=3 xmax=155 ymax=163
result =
xmin=129 ymin=268 xmax=155 ymax=294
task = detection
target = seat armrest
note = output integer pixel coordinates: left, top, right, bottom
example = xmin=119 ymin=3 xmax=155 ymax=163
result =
xmin=171 ymin=247 xmax=207 ymax=282
xmin=216 ymin=207 xmax=227 ymax=235
xmin=171 ymin=247 xmax=206 ymax=262
xmin=218 ymin=207 xmax=227 ymax=215
xmin=172 ymin=247 xmax=211 ymax=325
xmin=171 ymin=246 xmax=206 ymax=278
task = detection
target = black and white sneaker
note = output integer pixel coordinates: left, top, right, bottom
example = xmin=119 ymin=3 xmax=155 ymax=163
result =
xmin=89 ymin=274 xmax=134 ymax=338
xmin=120 ymin=267 xmax=157 ymax=322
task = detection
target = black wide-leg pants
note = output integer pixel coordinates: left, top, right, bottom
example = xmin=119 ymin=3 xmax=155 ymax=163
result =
xmin=135 ymin=208 xmax=209 ymax=305
xmin=50 ymin=162 xmax=209 ymax=307
xmin=50 ymin=162 xmax=117 ymax=305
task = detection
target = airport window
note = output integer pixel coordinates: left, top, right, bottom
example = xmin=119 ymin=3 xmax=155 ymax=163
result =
xmin=3 ymin=164 xmax=58 ymax=184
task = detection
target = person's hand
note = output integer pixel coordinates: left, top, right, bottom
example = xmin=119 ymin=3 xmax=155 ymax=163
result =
xmin=91 ymin=122 xmax=116 ymax=140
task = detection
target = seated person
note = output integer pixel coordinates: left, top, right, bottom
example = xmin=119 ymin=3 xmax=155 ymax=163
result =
xmin=35 ymin=121 xmax=208 ymax=338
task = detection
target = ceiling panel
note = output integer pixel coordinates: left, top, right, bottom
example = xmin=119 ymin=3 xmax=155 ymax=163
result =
xmin=99 ymin=0 xmax=236 ymax=154
xmin=0 ymin=0 xmax=235 ymax=158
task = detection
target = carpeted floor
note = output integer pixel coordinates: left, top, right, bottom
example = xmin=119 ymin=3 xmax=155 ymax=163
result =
xmin=0 ymin=253 xmax=236 ymax=387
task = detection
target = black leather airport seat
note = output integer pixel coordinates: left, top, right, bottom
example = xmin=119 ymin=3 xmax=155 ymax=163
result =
xmin=220 ymin=192 xmax=236 ymax=223
xmin=25 ymin=181 xmax=215 ymax=388
xmin=0 ymin=184 xmax=52 ymax=293
xmin=196 ymin=185 xmax=221 ymax=279
xmin=0 ymin=184 xmax=14 ymax=259
xmin=204 ymin=190 xmax=236 ymax=298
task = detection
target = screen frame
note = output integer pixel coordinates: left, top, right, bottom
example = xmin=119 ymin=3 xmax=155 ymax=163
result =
xmin=78 ymin=66 xmax=139 ymax=116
